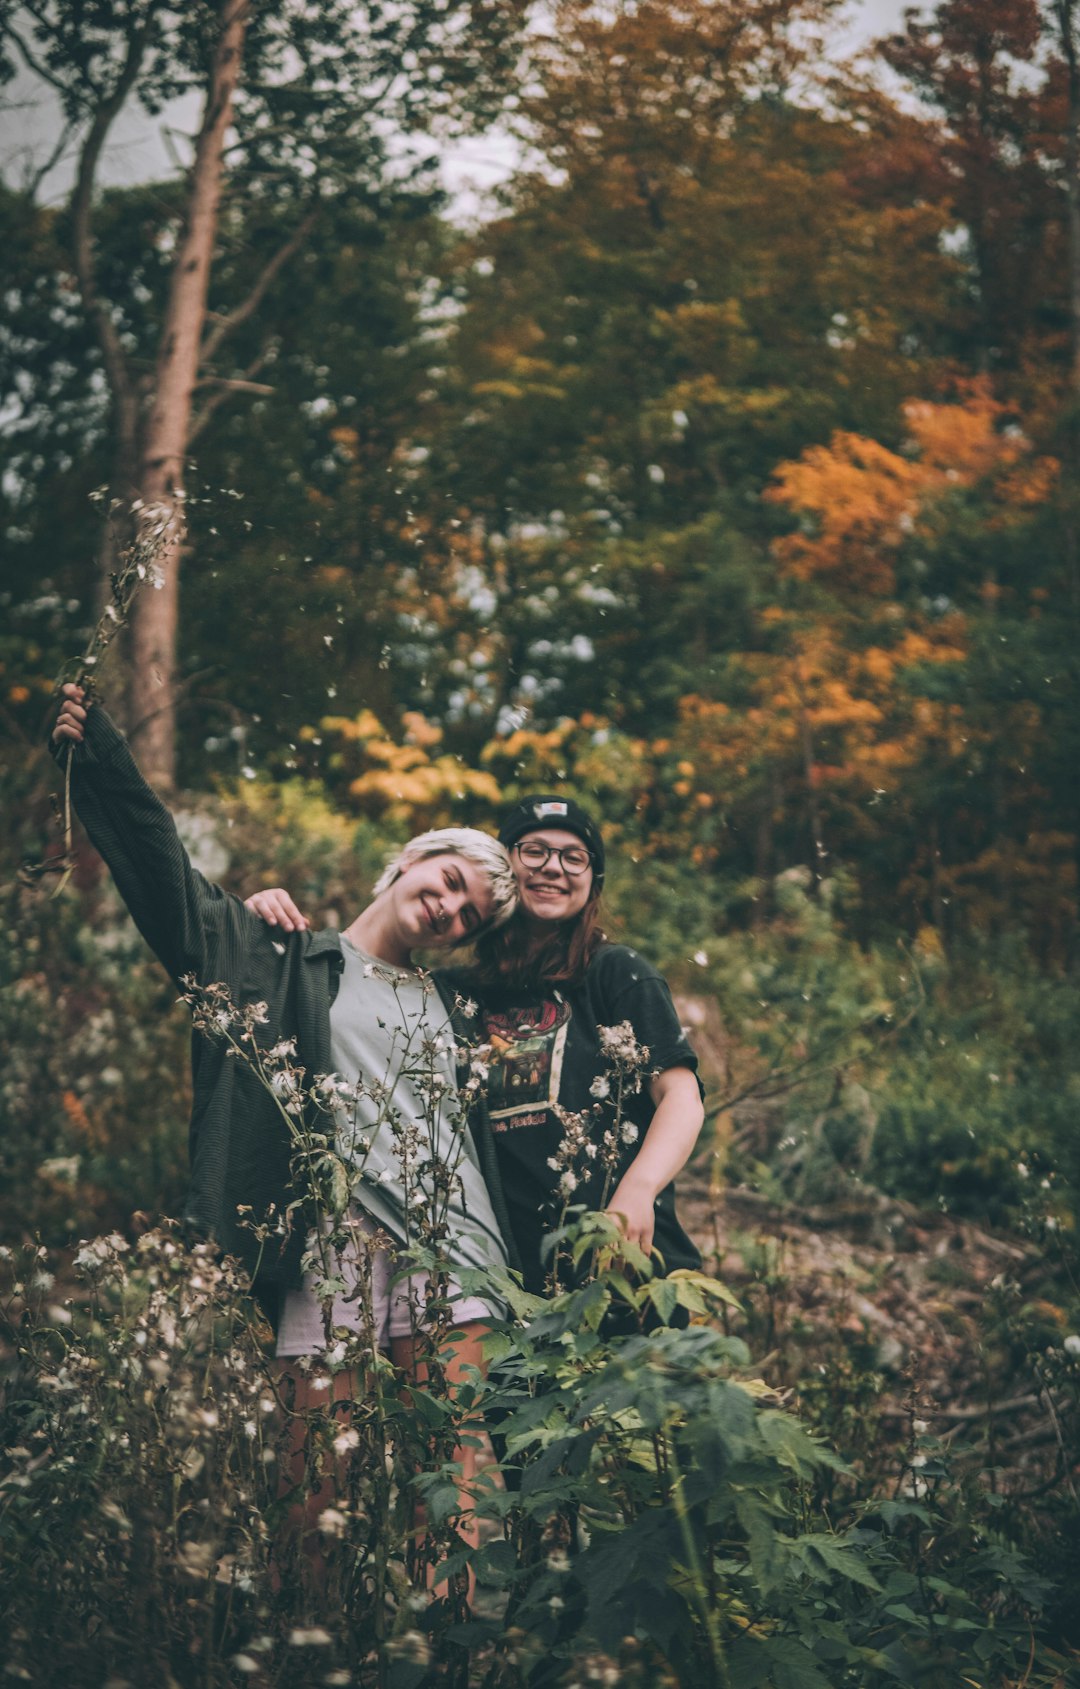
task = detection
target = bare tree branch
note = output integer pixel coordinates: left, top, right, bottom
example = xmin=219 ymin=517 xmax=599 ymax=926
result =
xmin=194 ymin=375 xmax=274 ymax=394
xmin=199 ymin=205 xmax=319 ymax=367
xmin=187 ymin=344 xmax=274 ymax=444
xmin=1 ymin=17 xmax=91 ymax=106
xmin=18 ymin=111 xmax=77 ymax=200
xmin=130 ymin=0 xmax=253 ymax=787
xmin=70 ymin=5 xmax=162 ymax=430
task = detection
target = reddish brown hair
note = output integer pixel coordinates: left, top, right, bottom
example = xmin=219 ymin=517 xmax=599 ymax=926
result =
xmin=471 ymin=891 xmax=608 ymax=987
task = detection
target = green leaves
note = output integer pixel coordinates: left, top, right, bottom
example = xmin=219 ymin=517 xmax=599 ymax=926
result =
xmin=466 ymin=1221 xmax=900 ymax=1680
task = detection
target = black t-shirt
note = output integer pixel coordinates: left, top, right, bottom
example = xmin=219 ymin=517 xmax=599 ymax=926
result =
xmin=450 ymin=944 xmax=702 ymax=1293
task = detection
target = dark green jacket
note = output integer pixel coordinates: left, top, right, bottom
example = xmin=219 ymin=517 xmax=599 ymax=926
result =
xmin=56 ymin=705 xmax=514 ymax=1286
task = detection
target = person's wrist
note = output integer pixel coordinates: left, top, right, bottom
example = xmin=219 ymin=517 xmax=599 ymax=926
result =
xmin=612 ymin=1170 xmax=659 ymax=1206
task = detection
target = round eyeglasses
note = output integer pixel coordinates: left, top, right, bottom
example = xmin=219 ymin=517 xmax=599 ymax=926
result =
xmin=514 ymin=839 xmax=593 ymax=876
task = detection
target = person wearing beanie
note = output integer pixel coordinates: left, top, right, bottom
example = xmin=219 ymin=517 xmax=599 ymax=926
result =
xmin=466 ymin=792 xmax=703 ymax=1294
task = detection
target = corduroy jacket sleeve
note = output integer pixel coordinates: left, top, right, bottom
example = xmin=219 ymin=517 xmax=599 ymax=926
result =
xmin=53 ymin=701 xmax=254 ymax=987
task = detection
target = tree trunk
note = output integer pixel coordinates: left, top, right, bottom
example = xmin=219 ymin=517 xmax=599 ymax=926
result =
xmin=1052 ymin=1 xmax=1080 ymax=620
xmin=1056 ymin=1 xmax=1080 ymax=397
xmin=128 ymin=0 xmax=250 ymax=788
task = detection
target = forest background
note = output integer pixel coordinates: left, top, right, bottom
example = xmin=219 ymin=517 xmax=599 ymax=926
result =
xmin=3 ymin=0 xmax=1080 ymax=1683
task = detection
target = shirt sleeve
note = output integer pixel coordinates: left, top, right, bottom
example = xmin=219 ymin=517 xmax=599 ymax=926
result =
xmin=55 ymin=701 xmax=257 ymax=987
xmin=592 ymin=945 xmax=701 ymax=1082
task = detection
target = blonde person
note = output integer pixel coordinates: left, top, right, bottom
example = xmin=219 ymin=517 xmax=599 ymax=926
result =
xmin=51 ymin=684 xmax=518 ymax=1588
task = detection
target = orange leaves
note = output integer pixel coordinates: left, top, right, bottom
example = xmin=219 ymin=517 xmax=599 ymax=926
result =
xmin=643 ymin=590 xmax=973 ymax=855
xmin=766 ymin=383 xmax=1059 ymax=596
xmin=766 ymin=431 xmax=921 ymax=594
xmin=901 ymin=389 xmax=1019 ymax=477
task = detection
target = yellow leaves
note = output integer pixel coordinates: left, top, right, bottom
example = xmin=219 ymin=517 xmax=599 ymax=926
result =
xmin=401 ymin=710 xmax=442 ymax=750
xmin=913 ymin=925 xmax=945 ymax=965
xmin=348 ymin=761 xmax=501 ymax=822
xmin=315 ymin=709 xmax=384 ymax=743
xmin=481 ymin=722 xmax=575 ymax=771
xmin=664 ymin=373 xmax=790 ymax=418
xmin=472 ymin=378 xmax=568 ymax=402
xmin=299 ymin=709 xmax=499 ymax=830
xmin=471 ymin=379 xmax=525 ymax=400
xmin=471 ymin=339 xmax=569 ymax=404
xmin=482 ymin=321 xmax=546 ymax=368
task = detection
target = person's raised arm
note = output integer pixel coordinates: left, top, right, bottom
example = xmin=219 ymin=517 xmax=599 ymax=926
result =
xmin=52 ymin=683 xmax=253 ymax=985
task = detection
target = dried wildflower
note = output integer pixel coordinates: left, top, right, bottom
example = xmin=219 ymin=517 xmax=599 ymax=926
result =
xmin=597 ymin=1019 xmax=649 ymax=1071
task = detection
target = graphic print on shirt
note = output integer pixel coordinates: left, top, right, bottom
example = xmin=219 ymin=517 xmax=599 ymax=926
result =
xmin=483 ymin=997 xmax=571 ymax=1131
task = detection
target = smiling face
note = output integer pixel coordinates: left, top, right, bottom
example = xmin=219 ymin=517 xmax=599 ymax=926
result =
xmin=390 ymin=852 xmax=496 ymax=951
xmin=511 ymin=827 xmax=595 ymax=927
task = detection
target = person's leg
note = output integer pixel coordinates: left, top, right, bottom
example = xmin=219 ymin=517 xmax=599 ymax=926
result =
xmin=273 ymin=1216 xmax=390 ymax=1601
xmin=390 ymin=1311 xmax=492 ymax=1599
xmin=274 ymin=1359 xmax=365 ymax=1598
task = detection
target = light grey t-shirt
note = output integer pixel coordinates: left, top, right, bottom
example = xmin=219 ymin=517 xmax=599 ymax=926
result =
xmin=327 ymin=936 xmax=507 ymax=1274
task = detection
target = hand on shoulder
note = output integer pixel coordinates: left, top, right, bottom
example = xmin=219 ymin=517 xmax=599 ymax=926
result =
xmin=244 ymin=887 xmax=309 ymax=932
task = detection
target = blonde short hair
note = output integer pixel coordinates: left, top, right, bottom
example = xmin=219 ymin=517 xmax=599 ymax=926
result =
xmin=372 ymin=827 xmax=517 ymax=939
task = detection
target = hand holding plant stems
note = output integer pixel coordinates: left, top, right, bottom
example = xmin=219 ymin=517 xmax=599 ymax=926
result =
xmin=29 ymin=523 xmax=168 ymax=896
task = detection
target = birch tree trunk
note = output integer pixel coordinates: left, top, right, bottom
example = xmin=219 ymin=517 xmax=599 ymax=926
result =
xmin=128 ymin=0 xmax=250 ymax=788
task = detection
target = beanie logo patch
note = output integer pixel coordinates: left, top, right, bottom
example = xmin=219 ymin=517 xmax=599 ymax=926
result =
xmin=533 ymin=801 xmax=568 ymax=818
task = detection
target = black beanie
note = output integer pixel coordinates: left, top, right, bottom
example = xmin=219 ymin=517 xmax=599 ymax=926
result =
xmin=498 ymin=794 xmax=606 ymax=888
